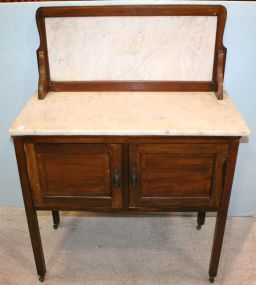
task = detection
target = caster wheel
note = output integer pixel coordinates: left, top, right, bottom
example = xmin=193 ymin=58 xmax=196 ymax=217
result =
xmin=209 ymin=277 xmax=215 ymax=283
xmin=197 ymin=225 xmax=202 ymax=230
xmin=53 ymin=224 xmax=58 ymax=230
xmin=39 ymin=275 xmax=45 ymax=282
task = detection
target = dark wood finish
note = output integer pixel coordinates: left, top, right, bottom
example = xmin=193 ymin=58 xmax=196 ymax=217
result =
xmin=52 ymin=211 xmax=60 ymax=229
xmin=197 ymin=212 xmax=206 ymax=230
xmin=36 ymin=15 xmax=50 ymax=100
xmin=215 ymin=49 xmax=225 ymax=100
xmin=35 ymin=5 xmax=227 ymax=99
xmin=50 ymin=81 xmax=214 ymax=93
xmin=37 ymin=49 xmax=49 ymax=100
xmin=36 ymin=5 xmax=227 ymax=17
xmin=19 ymin=135 xmax=237 ymax=144
xmin=13 ymin=135 xmax=241 ymax=282
xmin=13 ymin=137 xmax=46 ymax=281
xmin=129 ymin=143 xmax=228 ymax=208
xmin=209 ymin=139 xmax=239 ymax=281
xmin=24 ymin=143 xmax=123 ymax=209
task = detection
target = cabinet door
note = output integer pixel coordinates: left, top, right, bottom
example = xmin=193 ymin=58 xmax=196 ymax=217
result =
xmin=25 ymin=143 xmax=122 ymax=209
xmin=129 ymin=144 xmax=229 ymax=208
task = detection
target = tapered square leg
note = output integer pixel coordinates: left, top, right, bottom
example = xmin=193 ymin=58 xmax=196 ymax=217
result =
xmin=14 ymin=138 xmax=46 ymax=281
xmin=208 ymin=140 xmax=239 ymax=282
xmin=209 ymin=212 xmax=227 ymax=282
xmin=208 ymin=210 xmax=228 ymax=283
xmin=26 ymin=210 xmax=46 ymax=281
xmin=197 ymin=212 xmax=206 ymax=230
xmin=52 ymin=211 xmax=60 ymax=229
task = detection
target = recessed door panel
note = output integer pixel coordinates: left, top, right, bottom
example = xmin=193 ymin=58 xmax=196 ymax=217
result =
xmin=37 ymin=153 xmax=110 ymax=197
xmin=25 ymin=143 xmax=122 ymax=209
xmin=140 ymin=153 xmax=214 ymax=197
xmin=129 ymin=144 xmax=228 ymax=208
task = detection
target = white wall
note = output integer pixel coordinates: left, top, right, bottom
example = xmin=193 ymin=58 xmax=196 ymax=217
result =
xmin=0 ymin=1 xmax=255 ymax=216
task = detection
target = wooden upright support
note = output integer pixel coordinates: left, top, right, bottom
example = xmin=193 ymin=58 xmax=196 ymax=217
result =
xmin=215 ymin=49 xmax=225 ymax=100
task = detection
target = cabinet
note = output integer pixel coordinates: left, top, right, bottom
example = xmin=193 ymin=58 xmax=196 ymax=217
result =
xmin=23 ymin=139 xmax=229 ymax=211
xmin=13 ymin=135 xmax=242 ymax=283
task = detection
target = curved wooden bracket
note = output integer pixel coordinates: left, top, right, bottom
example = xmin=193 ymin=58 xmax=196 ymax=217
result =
xmin=215 ymin=49 xmax=225 ymax=100
xmin=37 ymin=49 xmax=49 ymax=100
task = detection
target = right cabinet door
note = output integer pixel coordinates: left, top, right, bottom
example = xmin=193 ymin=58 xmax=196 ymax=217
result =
xmin=129 ymin=143 xmax=229 ymax=208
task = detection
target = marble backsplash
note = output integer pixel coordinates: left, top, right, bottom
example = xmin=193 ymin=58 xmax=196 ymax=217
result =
xmin=45 ymin=16 xmax=217 ymax=82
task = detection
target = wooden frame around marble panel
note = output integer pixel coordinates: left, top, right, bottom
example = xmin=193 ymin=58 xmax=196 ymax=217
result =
xmin=36 ymin=5 xmax=227 ymax=99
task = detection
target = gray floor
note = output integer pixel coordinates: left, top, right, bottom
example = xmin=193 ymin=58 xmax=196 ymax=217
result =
xmin=0 ymin=206 xmax=255 ymax=285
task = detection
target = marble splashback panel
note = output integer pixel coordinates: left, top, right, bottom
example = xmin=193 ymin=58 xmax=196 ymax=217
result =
xmin=45 ymin=16 xmax=217 ymax=82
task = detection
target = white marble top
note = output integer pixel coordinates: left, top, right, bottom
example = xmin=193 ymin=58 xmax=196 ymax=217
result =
xmin=9 ymin=91 xmax=250 ymax=137
xmin=46 ymin=16 xmax=217 ymax=81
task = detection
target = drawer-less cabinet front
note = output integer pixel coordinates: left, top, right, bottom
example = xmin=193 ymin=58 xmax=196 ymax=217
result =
xmin=129 ymin=144 xmax=229 ymax=208
xmin=25 ymin=143 xmax=122 ymax=209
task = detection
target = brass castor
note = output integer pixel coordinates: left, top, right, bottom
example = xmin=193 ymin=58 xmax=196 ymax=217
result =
xmin=38 ymin=275 xmax=45 ymax=282
xmin=197 ymin=225 xmax=202 ymax=230
xmin=209 ymin=277 xmax=215 ymax=283
xmin=53 ymin=224 xmax=59 ymax=230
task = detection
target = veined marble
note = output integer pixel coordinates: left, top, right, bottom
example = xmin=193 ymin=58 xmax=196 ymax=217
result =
xmin=9 ymin=91 xmax=250 ymax=137
xmin=45 ymin=16 xmax=217 ymax=81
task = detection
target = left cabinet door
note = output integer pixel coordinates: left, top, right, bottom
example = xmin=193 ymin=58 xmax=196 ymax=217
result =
xmin=24 ymin=143 xmax=122 ymax=209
